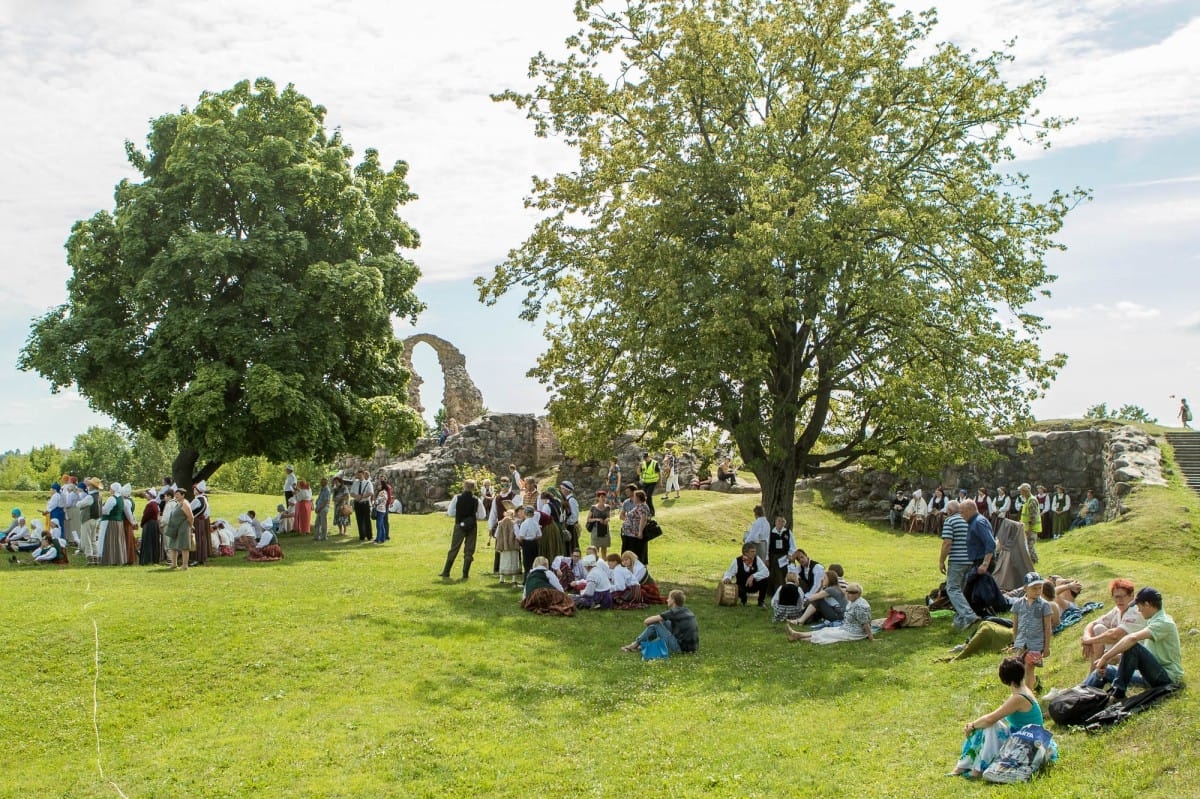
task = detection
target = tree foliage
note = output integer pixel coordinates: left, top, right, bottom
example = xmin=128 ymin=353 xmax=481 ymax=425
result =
xmin=19 ymin=79 xmax=425 ymax=489
xmin=479 ymin=0 xmax=1084 ymax=521
xmin=1086 ymin=402 xmax=1156 ymax=424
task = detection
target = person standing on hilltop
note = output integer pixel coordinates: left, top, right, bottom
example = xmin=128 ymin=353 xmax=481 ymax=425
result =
xmin=1179 ymin=398 xmax=1192 ymax=430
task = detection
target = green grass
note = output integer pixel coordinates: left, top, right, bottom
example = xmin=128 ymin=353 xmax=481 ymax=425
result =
xmin=2 ymin=480 xmax=1198 ymax=798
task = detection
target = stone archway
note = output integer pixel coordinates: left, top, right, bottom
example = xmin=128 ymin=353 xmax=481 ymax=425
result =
xmin=401 ymin=334 xmax=485 ymax=424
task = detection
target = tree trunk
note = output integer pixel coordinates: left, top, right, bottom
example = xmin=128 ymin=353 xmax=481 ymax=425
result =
xmin=172 ymin=448 xmax=222 ymax=498
xmin=755 ymin=459 xmax=799 ymax=528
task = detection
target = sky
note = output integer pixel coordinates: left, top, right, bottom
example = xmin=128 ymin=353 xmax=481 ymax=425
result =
xmin=1 ymin=0 xmax=1198 ymax=453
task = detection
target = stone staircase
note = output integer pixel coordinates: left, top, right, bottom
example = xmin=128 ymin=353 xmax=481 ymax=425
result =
xmin=1164 ymin=432 xmax=1200 ymax=492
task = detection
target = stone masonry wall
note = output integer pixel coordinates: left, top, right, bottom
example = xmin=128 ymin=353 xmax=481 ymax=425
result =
xmin=815 ymin=426 xmax=1163 ymax=521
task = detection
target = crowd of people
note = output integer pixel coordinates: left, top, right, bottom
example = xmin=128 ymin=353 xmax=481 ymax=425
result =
xmin=0 ymin=466 xmax=404 ymax=568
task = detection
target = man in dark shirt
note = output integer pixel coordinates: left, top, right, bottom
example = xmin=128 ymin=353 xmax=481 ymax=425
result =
xmin=620 ymin=589 xmax=698 ymax=654
xmin=889 ymin=490 xmax=909 ymax=530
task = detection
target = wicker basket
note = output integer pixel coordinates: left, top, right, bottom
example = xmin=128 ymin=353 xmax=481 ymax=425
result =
xmin=892 ymin=603 xmax=932 ymax=627
xmin=716 ymin=581 xmax=739 ymax=606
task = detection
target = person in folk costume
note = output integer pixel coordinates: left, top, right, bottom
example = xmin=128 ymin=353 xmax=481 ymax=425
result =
xmin=120 ymin=484 xmax=139 ymax=560
xmin=163 ymin=489 xmax=194 ymax=570
xmin=63 ymin=478 xmax=84 ymax=549
xmin=1049 ymin=485 xmax=1071 ymax=538
xmin=77 ymin=477 xmax=104 ymax=564
xmin=293 ymin=479 xmax=313 ymax=534
xmin=488 ymin=477 xmax=520 ymax=574
xmin=189 ymin=481 xmax=212 ymax=566
xmin=139 ymin=489 xmax=163 ymax=565
xmin=45 ymin=482 xmax=66 ymax=545
xmin=766 ymin=515 xmax=796 ymax=594
xmin=98 ymin=482 xmax=134 ymax=565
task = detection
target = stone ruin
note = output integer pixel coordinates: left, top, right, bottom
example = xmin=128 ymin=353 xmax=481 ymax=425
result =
xmin=348 ymin=335 xmax=1169 ymax=518
xmin=400 ymin=333 xmax=484 ymax=426
xmin=812 ymin=425 xmax=1166 ymax=522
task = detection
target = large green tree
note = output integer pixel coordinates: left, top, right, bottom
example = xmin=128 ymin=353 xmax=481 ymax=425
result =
xmin=20 ymin=78 xmax=425 ymax=490
xmin=479 ymin=0 xmax=1084 ymax=521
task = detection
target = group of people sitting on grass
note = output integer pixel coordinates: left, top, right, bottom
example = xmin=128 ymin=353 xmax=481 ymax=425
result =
xmin=720 ymin=540 xmax=875 ymax=645
xmin=518 ymin=547 xmax=667 ymax=616
xmin=948 ymin=576 xmax=1183 ymax=779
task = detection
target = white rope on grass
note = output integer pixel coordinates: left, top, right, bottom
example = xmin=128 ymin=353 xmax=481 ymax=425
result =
xmin=88 ymin=579 xmax=131 ymax=799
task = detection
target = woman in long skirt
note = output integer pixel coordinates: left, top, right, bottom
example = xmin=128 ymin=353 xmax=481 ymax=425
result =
xmin=494 ymin=503 xmax=522 ymax=584
xmin=189 ymin=485 xmax=211 ymax=566
xmin=293 ymin=480 xmax=313 ymax=534
xmin=138 ymin=490 xmax=163 ymax=565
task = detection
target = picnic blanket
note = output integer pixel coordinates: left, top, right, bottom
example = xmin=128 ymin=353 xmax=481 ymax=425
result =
xmin=1053 ymin=600 xmax=1104 ymax=635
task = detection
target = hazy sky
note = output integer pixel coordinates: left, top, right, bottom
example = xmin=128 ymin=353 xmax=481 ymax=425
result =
xmin=2 ymin=0 xmax=1198 ymax=452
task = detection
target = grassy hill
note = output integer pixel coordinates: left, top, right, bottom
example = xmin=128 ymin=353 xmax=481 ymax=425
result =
xmin=1 ymin=475 xmax=1197 ymax=797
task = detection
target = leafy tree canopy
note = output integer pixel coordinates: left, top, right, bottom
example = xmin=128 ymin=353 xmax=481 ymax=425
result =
xmin=20 ymin=78 xmax=425 ymax=488
xmin=1085 ymin=402 xmax=1157 ymax=424
xmin=480 ymin=0 xmax=1085 ymax=520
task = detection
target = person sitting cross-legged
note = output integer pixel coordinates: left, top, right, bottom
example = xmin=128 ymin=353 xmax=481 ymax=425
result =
xmin=620 ymin=589 xmax=699 ymax=655
xmin=784 ymin=570 xmax=847 ymax=637
xmin=722 ymin=543 xmax=770 ymax=607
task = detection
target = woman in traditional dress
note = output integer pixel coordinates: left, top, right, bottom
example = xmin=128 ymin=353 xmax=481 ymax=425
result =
xmin=520 ymin=556 xmax=575 ymax=615
xmin=247 ymin=523 xmax=284 ymax=562
xmin=622 ymin=550 xmax=666 ymax=604
xmin=948 ymin=656 xmax=1048 ymax=778
xmin=138 ymin=489 xmax=163 ymax=566
xmin=189 ymin=482 xmax=211 ymax=566
xmin=293 ymin=480 xmax=313 ymax=534
xmin=332 ymin=476 xmax=351 ymax=536
xmin=98 ymin=483 xmax=134 ymax=565
xmin=494 ymin=500 xmax=522 ymax=584
xmin=535 ymin=492 xmax=566 ymax=562
xmin=162 ymin=489 xmax=194 ymax=570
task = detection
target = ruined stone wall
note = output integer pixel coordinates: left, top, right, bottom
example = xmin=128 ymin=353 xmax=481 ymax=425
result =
xmin=815 ymin=426 xmax=1163 ymax=521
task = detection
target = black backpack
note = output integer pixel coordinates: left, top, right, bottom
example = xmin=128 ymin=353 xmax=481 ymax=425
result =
xmin=1048 ymin=685 xmax=1111 ymax=727
xmin=1084 ymin=684 xmax=1180 ymax=732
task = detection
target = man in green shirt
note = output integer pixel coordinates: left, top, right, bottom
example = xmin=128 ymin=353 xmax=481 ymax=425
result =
xmin=1093 ymin=586 xmax=1183 ymax=700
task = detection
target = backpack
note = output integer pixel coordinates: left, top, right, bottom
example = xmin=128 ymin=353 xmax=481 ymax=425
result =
xmin=1047 ymin=685 xmax=1111 ymax=727
xmin=1083 ymin=684 xmax=1180 ymax=731
xmin=965 ymin=570 xmax=1011 ymax=618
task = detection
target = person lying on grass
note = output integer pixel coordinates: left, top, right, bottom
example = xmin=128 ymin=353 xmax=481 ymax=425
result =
xmin=621 ymin=589 xmax=699 ymax=655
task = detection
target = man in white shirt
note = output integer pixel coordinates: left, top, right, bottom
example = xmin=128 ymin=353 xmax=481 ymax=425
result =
xmin=515 ymin=504 xmax=542 ymax=576
xmin=350 ymin=470 xmax=374 ymax=542
xmin=283 ymin=465 xmax=297 ymax=503
xmin=440 ymin=479 xmax=488 ymax=580
xmin=743 ymin=504 xmax=770 ymax=563
xmin=723 ymin=543 xmax=771 ymax=607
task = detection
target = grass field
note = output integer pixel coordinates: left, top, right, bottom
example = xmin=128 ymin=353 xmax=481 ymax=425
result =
xmin=2 ymin=470 xmax=1198 ymax=798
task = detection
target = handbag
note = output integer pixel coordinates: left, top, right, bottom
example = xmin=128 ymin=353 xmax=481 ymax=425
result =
xmin=642 ymin=518 xmax=663 ymax=541
xmin=641 ymin=636 xmax=670 ymax=661
xmin=894 ymin=603 xmax=932 ymax=627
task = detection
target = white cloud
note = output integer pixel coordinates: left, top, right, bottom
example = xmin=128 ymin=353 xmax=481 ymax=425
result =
xmin=902 ymin=1 xmax=1200 ymax=154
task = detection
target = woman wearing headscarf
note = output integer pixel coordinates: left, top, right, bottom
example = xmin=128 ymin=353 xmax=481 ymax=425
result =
xmin=189 ymin=481 xmax=211 ymax=566
xmin=98 ymin=483 xmax=135 ymax=565
xmin=138 ymin=489 xmax=163 ymax=565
